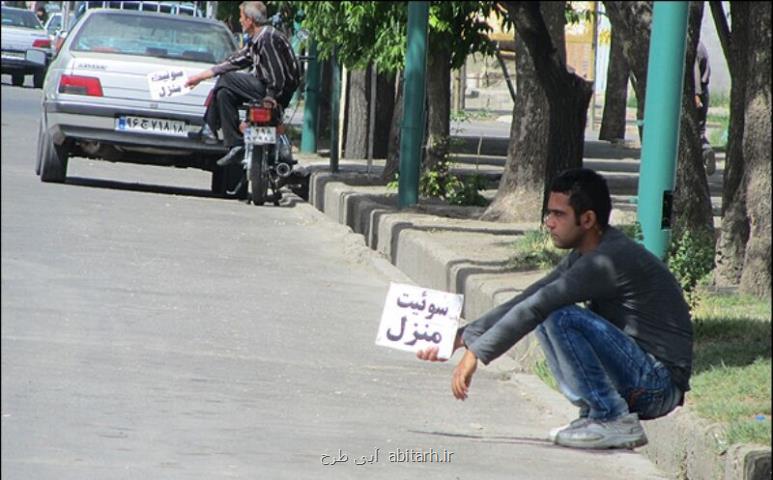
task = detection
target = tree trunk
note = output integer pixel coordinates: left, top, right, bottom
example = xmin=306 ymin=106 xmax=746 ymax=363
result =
xmin=714 ymin=2 xmax=750 ymax=286
xmin=382 ymin=74 xmax=403 ymax=182
xmin=603 ymin=2 xmax=652 ymax=143
xmin=673 ymin=2 xmax=714 ymax=239
xmin=599 ymin=23 xmax=630 ymax=142
xmin=482 ymin=2 xmax=592 ymax=222
xmin=316 ymin=57 xmax=333 ymax=149
xmin=373 ymin=71 xmax=396 ymax=159
xmin=424 ymin=48 xmax=452 ymax=172
xmin=482 ymin=28 xmax=548 ymax=221
xmin=344 ymin=68 xmax=370 ymax=159
xmin=739 ymin=1 xmax=771 ymax=298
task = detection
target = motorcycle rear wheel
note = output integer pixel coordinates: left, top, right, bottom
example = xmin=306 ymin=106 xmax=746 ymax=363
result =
xmin=249 ymin=146 xmax=268 ymax=206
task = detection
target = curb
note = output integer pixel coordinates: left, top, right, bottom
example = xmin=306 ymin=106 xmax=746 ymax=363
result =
xmin=304 ymin=168 xmax=771 ymax=480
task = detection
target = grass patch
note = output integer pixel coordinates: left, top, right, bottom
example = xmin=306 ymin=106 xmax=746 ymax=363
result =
xmin=508 ymin=229 xmax=566 ymax=271
xmin=688 ymin=291 xmax=772 ymax=446
xmin=534 ymin=358 xmax=558 ymax=391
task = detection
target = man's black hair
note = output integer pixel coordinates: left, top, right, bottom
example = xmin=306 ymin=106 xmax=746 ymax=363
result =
xmin=550 ymin=168 xmax=612 ymax=229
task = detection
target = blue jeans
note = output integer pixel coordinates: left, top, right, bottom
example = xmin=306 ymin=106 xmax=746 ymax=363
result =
xmin=535 ymin=306 xmax=683 ymax=421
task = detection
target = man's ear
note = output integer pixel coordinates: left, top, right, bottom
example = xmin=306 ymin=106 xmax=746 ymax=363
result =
xmin=581 ymin=210 xmax=598 ymax=231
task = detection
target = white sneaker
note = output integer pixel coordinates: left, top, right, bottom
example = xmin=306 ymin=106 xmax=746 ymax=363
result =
xmin=554 ymin=413 xmax=648 ymax=449
xmin=548 ymin=417 xmax=591 ymax=443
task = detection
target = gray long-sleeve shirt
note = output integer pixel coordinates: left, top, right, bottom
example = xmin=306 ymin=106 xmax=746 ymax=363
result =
xmin=461 ymin=227 xmax=693 ymax=392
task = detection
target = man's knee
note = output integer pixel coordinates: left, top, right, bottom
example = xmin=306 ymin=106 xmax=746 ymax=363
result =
xmin=544 ymin=305 xmax=586 ymax=326
xmin=216 ymin=87 xmax=235 ymax=103
xmin=541 ymin=305 xmax=607 ymax=341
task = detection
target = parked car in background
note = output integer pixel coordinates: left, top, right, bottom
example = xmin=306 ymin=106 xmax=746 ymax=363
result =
xmin=44 ymin=12 xmax=77 ymax=41
xmin=1 ymin=6 xmax=52 ymax=87
xmin=35 ymin=8 xmax=242 ymax=195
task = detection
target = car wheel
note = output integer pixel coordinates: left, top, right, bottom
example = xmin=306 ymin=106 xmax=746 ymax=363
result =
xmin=35 ymin=121 xmax=44 ymax=175
xmin=11 ymin=74 xmax=25 ymax=87
xmin=38 ymin=122 xmax=69 ymax=183
xmin=33 ymin=71 xmax=45 ymax=89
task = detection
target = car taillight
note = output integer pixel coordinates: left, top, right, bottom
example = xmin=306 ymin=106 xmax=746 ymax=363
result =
xmin=248 ymin=106 xmax=272 ymax=124
xmin=33 ymin=38 xmax=51 ymax=49
xmin=58 ymin=75 xmax=104 ymax=97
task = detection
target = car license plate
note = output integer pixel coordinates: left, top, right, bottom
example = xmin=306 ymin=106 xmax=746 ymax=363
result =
xmin=244 ymin=126 xmax=276 ymax=145
xmin=116 ymin=116 xmax=187 ymax=137
xmin=2 ymin=51 xmax=25 ymax=60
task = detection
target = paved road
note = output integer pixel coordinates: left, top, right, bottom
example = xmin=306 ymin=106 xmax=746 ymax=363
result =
xmin=2 ymin=83 xmax=668 ymax=479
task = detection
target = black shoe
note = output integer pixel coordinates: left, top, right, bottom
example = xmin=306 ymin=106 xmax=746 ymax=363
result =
xmin=188 ymin=125 xmax=219 ymax=145
xmin=216 ymin=145 xmax=244 ymax=167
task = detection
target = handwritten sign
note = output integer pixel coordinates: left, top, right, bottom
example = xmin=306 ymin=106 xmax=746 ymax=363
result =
xmin=375 ymin=283 xmax=463 ymax=360
xmin=147 ymin=68 xmax=191 ymax=100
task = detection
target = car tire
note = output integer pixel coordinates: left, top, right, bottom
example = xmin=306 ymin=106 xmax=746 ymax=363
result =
xmin=33 ymin=71 xmax=45 ymax=89
xmin=35 ymin=121 xmax=44 ymax=175
xmin=38 ymin=122 xmax=69 ymax=183
xmin=11 ymin=74 xmax=25 ymax=87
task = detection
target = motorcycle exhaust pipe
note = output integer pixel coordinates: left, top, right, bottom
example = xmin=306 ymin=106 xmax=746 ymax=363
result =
xmin=275 ymin=162 xmax=293 ymax=178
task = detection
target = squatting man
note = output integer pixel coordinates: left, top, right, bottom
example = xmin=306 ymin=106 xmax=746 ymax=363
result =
xmin=418 ymin=168 xmax=692 ymax=450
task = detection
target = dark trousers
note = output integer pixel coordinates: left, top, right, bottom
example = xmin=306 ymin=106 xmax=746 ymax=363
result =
xmin=204 ymin=71 xmax=265 ymax=148
xmin=204 ymin=71 xmax=295 ymax=148
xmin=697 ymin=88 xmax=709 ymax=146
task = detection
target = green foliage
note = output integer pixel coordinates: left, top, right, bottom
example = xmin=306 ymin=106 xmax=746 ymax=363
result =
xmin=564 ymin=2 xmax=595 ymax=25
xmin=708 ymin=112 xmax=729 ymax=148
xmin=448 ymin=174 xmax=489 ymax=207
xmin=386 ymin=173 xmax=399 ymax=191
xmin=534 ymin=358 xmax=559 ymax=391
xmin=296 ymin=2 xmax=498 ymax=73
xmin=509 ymin=228 xmax=567 ymax=271
xmin=419 ymin=163 xmax=454 ymax=198
xmin=385 ymin=165 xmax=487 ymax=207
xmin=667 ymin=229 xmax=716 ymax=309
xmin=617 ymin=222 xmax=644 ymax=242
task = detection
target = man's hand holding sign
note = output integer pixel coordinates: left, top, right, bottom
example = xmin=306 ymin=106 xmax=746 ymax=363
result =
xmin=376 ymin=283 xmax=475 ymax=400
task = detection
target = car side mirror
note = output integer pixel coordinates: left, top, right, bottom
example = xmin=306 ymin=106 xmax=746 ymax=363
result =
xmin=26 ymin=49 xmax=47 ymax=67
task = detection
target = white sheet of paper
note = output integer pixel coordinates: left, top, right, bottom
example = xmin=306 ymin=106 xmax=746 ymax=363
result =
xmin=147 ymin=69 xmax=191 ymax=100
xmin=375 ymin=283 xmax=463 ymax=360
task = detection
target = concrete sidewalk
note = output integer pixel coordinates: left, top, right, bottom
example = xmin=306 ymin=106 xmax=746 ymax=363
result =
xmin=292 ymin=149 xmax=771 ymax=479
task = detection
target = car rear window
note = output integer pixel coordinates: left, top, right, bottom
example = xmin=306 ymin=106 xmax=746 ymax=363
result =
xmin=1 ymin=7 xmax=45 ymax=29
xmin=70 ymin=12 xmax=234 ymax=63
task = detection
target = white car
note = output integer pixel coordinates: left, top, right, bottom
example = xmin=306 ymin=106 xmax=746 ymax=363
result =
xmin=36 ymin=8 xmax=244 ymax=195
xmin=1 ymin=6 xmax=52 ymax=87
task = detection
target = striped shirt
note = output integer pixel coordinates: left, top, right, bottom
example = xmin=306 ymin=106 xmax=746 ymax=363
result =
xmin=212 ymin=26 xmax=300 ymax=101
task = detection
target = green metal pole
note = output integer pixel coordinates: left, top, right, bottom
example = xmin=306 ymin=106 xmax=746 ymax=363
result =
xmin=637 ymin=2 xmax=689 ymax=259
xmin=301 ymin=40 xmax=320 ymax=153
xmin=398 ymin=1 xmax=429 ymax=208
xmin=329 ymin=49 xmax=340 ymax=173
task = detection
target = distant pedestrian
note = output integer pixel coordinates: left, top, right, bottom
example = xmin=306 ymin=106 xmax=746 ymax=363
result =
xmin=35 ymin=5 xmax=47 ymax=24
xmin=418 ymin=168 xmax=693 ymax=450
xmin=694 ymin=41 xmax=716 ymax=175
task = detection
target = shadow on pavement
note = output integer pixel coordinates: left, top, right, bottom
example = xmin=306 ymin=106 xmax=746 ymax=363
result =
xmin=65 ymin=176 xmax=309 ymax=210
xmin=65 ymin=176 xmax=223 ymax=199
xmin=407 ymin=430 xmax=642 ymax=455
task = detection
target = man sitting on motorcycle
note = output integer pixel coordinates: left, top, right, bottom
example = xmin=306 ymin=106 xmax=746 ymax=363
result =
xmin=185 ymin=1 xmax=300 ymax=167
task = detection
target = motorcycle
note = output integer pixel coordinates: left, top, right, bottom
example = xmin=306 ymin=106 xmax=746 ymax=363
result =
xmin=236 ymin=101 xmax=297 ymax=206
